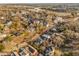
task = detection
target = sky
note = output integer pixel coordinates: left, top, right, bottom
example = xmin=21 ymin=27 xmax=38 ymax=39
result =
xmin=0 ymin=0 xmax=78 ymax=3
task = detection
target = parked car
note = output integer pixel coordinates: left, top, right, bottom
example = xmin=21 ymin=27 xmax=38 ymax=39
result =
xmin=42 ymin=34 xmax=51 ymax=39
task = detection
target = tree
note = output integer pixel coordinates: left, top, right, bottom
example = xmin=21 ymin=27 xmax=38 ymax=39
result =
xmin=71 ymin=12 xmax=77 ymax=17
xmin=0 ymin=24 xmax=4 ymax=32
xmin=0 ymin=44 xmax=5 ymax=52
xmin=4 ymin=35 xmax=13 ymax=42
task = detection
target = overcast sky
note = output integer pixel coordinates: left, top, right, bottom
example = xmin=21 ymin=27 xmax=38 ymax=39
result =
xmin=0 ymin=0 xmax=78 ymax=3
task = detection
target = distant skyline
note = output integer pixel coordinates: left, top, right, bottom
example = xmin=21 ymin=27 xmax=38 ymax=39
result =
xmin=0 ymin=3 xmax=79 ymax=8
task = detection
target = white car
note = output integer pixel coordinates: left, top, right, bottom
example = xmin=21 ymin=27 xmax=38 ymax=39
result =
xmin=42 ymin=34 xmax=51 ymax=39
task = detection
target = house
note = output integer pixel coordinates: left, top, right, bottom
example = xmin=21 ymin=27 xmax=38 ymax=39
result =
xmin=49 ymin=28 xmax=57 ymax=33
xmin=0 ymin=52 xmax=10 ymax=56
xmin=54 ymin=16 xmax=64 ymax=24
xmin=34 ymin=8 xmax=41 ymax=12
xmin=34 ymin=37 xmax=43 ymax=45
xmin=1 ymin=16 xmax=5 ymax=19
xmin=0 ymin=34 xmax=7 ymax=41
xmin=19 ymin=47 xmax=30 ymax=56
xmin=19 ymin=47 xmax=25 ymax=52
xmin=19 ymin=51 xmax=26 ymax=56
xmin=44 ymin=30 xmax=52 ymax=35
xmin=28 ymin=45 xmax=38 ymax=56
xmin=43 ymin=46 xmax=54 ymax=56
xmin=10 ymin=52 xmax=16 ymax=56
xmin=28 ymin=47 xmax=35 ymax=53
xmin=39 ymin=53 xmax=43 ymax=56
xmin=12 ymin=31 xmax=21 ymax=36
xmin=11 ymin=51 xmax=19 ymax=56
xmin=10 ymin=12 xmax=16 ymax=17
xmin=40 ymin=35 xmax=47 ymax=40
xmin=38 ymin=37 xmax=44 ymax=42
xmin=34 ymin=41 xmax=40 ymax=45
xmin=6 ymin=21 xmax=12 ymax=27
